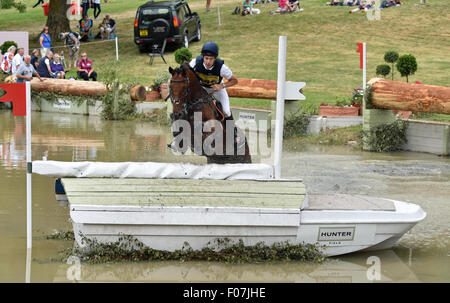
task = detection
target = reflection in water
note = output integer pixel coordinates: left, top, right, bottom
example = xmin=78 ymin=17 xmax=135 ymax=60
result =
xmin=0 ymin=110 xmax=449 ymax=282
xmin=49 ymin=249 xmax=419 ymax=283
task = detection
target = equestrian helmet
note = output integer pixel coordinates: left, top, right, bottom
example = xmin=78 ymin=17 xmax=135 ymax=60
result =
xmin=201 ymin=42 xmax=219 ymax=57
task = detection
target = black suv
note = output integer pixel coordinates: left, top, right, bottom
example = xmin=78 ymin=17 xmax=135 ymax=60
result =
xmin=134 ymin=1 xmax=201 ymax=52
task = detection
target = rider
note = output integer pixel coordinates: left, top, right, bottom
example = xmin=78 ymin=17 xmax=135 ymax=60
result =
xmin=188 ymin=41 xmax=238 ymax=121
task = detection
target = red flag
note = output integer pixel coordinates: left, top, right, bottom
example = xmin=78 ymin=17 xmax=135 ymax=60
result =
xmin=0 ymin=83 xmax=26 ymax=116
xmin=356 ymin=42 xmax=363 ymax=70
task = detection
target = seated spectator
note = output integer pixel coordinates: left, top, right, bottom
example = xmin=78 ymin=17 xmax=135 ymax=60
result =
xmin=16 ymin=55 xmax=44 ymax=83
xmin=99 ymin=14 xmax=116 ymax=39
xmin=59 ymin=32 xmax=80 ymax=69
xmin=287 ymin=0 xmax=303 ymax=11
xmin=269 ymin=0 xmax=289 ymax=14
xmin=77 ymin=52 xmax=97 ymax=81
xmin=326 ymin=0 xmax=359 ymax=6
xmin=11 ymin=47 xmax=24 ymax=77
xmin=79 ymin=14 xmax=94 ymax=42
xmin=50 ymin=53 xmax=65 ymax=79
xmin=242 ymin=0 xmax=260 ymax=15
xmin=1 ymin=45 xmax=16 ymax=74
xmin=380 ymin=0 xmax=401 ymax=8
xmin=31 ymin=49 xmax=40 ymax=69
xmin=349 ymin=0 xmax=372 ymax=13
xmin=36 ymin=50 xmax=56 ymax=78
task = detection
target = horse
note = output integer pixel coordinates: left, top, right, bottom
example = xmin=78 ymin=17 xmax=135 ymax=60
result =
xmin=168 ymin=62 xmax=252 ymax=164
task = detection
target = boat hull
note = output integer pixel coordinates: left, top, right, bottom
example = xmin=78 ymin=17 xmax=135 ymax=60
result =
xmin=69 ymin=199 xmax=425 ymax=257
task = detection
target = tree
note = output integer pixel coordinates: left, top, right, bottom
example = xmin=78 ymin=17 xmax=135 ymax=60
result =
xmin=376 ymin=64 xmax=391 ymax=78
xmin=1 ymin=0 xmax=71 ymax=38
xmin=384 ymin=50 xmax=399 ymax=81
xmin=46 ymin=0 xmax=71 ymax=41
xmin=174 ymin=48 xmax=193 ymax=64
xmin=396 ymin=54 xmax=418 ymax=83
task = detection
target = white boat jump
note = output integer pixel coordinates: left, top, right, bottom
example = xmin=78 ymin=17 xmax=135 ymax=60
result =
xmin=33 ymin=160 xmax=426 ymax=257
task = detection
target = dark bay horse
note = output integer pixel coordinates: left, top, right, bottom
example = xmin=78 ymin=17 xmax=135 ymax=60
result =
xmin=168 ymin=62 xmax=251 ymax=164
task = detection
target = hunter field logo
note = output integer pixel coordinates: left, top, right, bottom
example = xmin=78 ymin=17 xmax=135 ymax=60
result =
xmin=318 ymin=227 xmax=355 ymax=241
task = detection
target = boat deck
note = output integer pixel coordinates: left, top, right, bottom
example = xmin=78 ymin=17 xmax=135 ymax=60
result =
xmin=305 ymin=194 xmax=396 ymax=211
xmin=61 ymin=178 xmax=306 ymax=209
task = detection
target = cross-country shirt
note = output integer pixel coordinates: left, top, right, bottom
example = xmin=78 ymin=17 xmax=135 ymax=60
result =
xmin=189 ymin=56 xmax=233 ymax=87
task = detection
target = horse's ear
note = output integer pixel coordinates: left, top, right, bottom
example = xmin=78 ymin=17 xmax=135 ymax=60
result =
xmin=169 ymin=67 xmax=174 ymax=75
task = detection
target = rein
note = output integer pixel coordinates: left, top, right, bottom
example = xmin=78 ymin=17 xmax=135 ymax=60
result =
xmin=169 ymin=75 xmax=225 ymax=122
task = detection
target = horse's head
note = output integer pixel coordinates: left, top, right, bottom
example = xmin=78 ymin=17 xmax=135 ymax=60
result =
xmin=168 ymin=63 xmax=193 ymax=121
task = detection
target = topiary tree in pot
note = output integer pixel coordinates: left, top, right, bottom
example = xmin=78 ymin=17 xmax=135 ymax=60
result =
xmin=376 ymin=64 xmax=391 ymax=79
xmin=396 ymin=54 xmax=418 ymax=83
xmin=384 ymin=50 xmax=399 ymax=80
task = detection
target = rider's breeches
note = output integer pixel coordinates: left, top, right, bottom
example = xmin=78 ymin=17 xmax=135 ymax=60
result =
xmin=203 ymin=86 xmax=232 ymax=117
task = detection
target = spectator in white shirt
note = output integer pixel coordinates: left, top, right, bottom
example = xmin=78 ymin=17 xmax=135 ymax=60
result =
xmin=11 ymin=47 xmax=25 ymax=76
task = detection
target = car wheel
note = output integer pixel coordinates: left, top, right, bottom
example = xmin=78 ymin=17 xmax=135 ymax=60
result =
xmin=138 ymin=44 xmax=147 ymax=53
xmin=194 ymin=25 xmax=201 ymax=42
xmin=183 ymin=34 xmax=189 ymax=49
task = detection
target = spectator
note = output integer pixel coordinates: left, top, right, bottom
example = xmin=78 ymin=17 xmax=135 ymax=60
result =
xmin=269 ymin=0 xmax=289 ymax=14
xmin=287 ymin=0 xmax=303 ymax=11
xmin=81 ymin=0 xmax=92 ymax=17
xmin=349 ymin=0 xmax=372 ymax=12
xmin=11 ymin=47 xmax=24 ymax=77
xmin=50 ymin=53 xmax=65 ymax=79
xmin=77 ymin=52 xmax=97 ymax=81
xmin=242 ymin=0 xmax=260 ymax=15
xmin=206 ymin=0 xmax=211 ymax=12
xmin=80 ymin=14 xmax=94 ymax=42
xmin=0 ymin=45 xmax=16 ymax=74
xmin=39 ymin=26 xmax=52 ymax=58
xmin=16 ymin=55 xmax=44 ymax=83
xmin=100 ymin=14 xmax=116 ymax=39
xmin=59 ymin=32 xmax=80 ymax=69
xmin=31 ymin=49 xmax=40 ymax=69
xmin=92 ymin=0 xmax=101 ymax=20
xmin=36 ymin=50 xmax=56 ymax=78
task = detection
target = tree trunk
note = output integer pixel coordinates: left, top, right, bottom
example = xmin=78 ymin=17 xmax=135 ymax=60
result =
xmin=30 ymin=78 xmax=146 ymax=101
xmin=368 ymin=78 xmax=450 ymax=114
xmin=46 ymin=0 xmax=71 ymax=41
xmin=224 ymin=78 xmax=277 ymax=100
xmin=31 ymin=78 xmax=106 ymax=96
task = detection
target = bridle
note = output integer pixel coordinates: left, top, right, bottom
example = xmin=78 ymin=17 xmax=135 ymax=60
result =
xmin=169 ymin=74 xmax=225 ymax=122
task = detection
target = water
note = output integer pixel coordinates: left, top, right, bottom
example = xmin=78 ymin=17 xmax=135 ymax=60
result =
xmin=0 ymin=110 xmax=448 ymax=282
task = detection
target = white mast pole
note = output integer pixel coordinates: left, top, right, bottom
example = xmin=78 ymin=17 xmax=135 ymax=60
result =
xmin=274 ymin=36 xmax=287 ymax=179
xmin=25 ymin=81 xmax=32 ymax=283
xmin=363 ymin=42 xmax=366 ymax=109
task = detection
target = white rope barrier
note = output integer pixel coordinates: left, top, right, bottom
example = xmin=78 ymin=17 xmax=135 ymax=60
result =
xmin=33 ymin=38 xmax=119 ymax=61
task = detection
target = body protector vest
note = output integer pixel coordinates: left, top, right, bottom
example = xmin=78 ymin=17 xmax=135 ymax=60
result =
xmin=193 ymin=55 xmax=224 ymax=88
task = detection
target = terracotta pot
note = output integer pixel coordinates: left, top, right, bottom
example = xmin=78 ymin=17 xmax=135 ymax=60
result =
xmin=160 ymin=82 xmax=169 ymax=100
xmin=318 ymin=105 xmax=359 ymax=117
xmin=146 ymin=90 xmax=161 ymax=101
